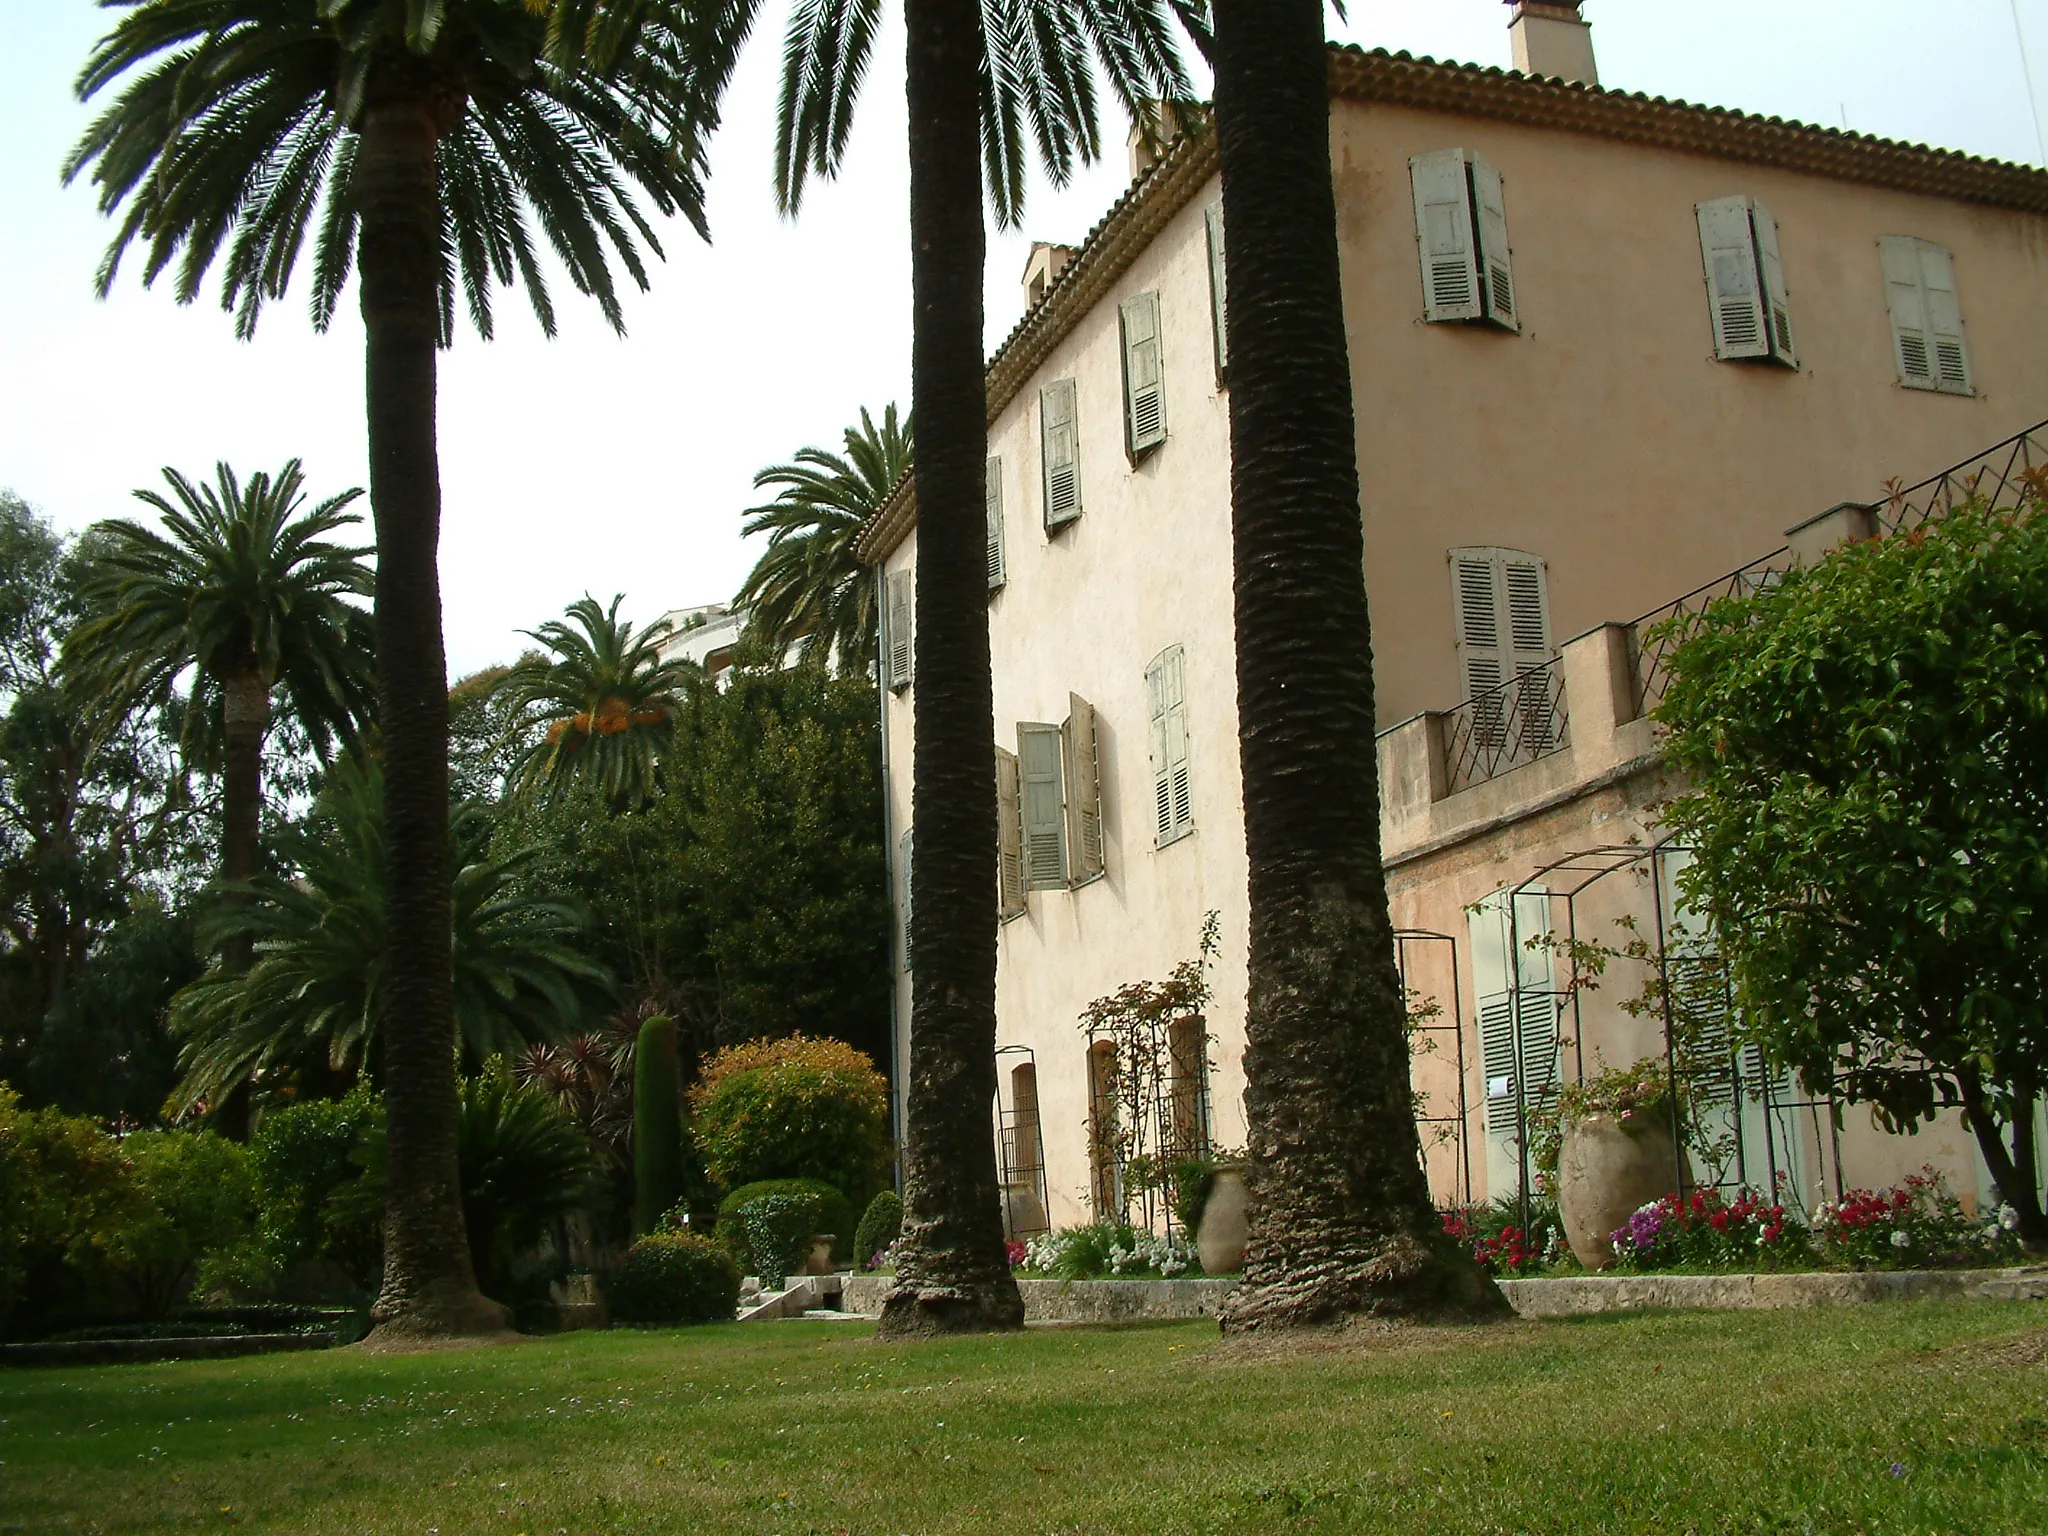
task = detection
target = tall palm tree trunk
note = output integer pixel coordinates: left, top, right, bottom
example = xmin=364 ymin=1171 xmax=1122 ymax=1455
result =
xmin=1211 ymin=2 xmax=1502 ymax=1331
xmin=213 ymin=666 xmax=268 ymax=1137
xmin=876 ymin=0 xmax=1024 ymax=1338
xmin=356 ymin=88 xmax=505 ymax=1342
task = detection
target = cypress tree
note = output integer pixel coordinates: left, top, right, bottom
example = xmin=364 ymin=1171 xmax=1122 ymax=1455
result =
xmin=633 ymin=1014 xmax=684 ymax=1235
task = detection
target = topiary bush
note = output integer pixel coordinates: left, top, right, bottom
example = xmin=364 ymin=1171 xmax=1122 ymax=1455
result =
xmin=853 ymin=1189 xmax=902 ymax=1270
xmin=688 ymin=1034 xmax=889 ymax=1205
xmin=736 ymin=1194 xmax=818 ymax=1288
xmin=715 ymin=1178 xmax=854 ymax=1272
xmin=633 ymin=1014 xmax=685 ymax=1235
xmin=604 ymin=1232 xmax=740 ymax=1325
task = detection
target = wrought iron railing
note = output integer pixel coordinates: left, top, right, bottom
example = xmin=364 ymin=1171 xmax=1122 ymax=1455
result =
xmin=1877 ymin=417 xmax=2048 ymax=535
xmin=1442 ymin=660 xmax=1569 ymax=795
xmin=1627 ymin=550 xmax=1791 ymax=716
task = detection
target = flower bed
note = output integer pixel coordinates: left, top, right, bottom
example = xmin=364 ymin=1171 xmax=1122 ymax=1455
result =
xmin=1019 ymin=1223 xmax=1201 ymax=1280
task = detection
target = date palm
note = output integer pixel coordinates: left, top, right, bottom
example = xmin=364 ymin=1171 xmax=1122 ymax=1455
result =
xmin=1207 ymin=3 xmax=1501 ymax=1329
xmin=66 ymin=0 xmax=748 ymax=1341
xmin=500 ymin=593 xmax=697 ymax=810
xmin=778 ymin=0 xmax=1203 ymax=1335
xmin=736 ymin=403 xmax=910 ymax=676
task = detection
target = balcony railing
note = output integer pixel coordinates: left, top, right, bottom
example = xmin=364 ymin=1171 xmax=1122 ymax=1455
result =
xmin=1442 ymin=660 xmax=1569 ymax=796
xmin=1878 ymin=417 xmax=2048 ymax=535
xmin=1627 ymin=550 xmax=1791 ymax=716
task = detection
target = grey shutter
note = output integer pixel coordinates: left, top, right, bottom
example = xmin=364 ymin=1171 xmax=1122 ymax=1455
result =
xmin=884 ymin=569 xmax=914 ymax=690
xmin=1205 ymin=201 xmax=1229 ymax=378
xmin=995 ymin=745 xmax=1025 ymax=916
xmin=985 ymin=456 xmax=1006 ymax=591
xmin=1040 ymin=379 xmax=1082 ymax=530
xmin=1411 ymin=149 xmax=1482 ymax=323
xmin=1471 ymin=889 xmax=1559 ymax=1195
xmin=899 ymin=827 xmax=914 ymax=966
xmin=1696 ymin=196 xmax=1770 ymax=361
xmin=1920 ymin=243 xmax=1972 ymax=393
xmin=1120 ymin=291 xmax=1166 ymax=456
xmin=1751 ymin=202 xmax=1797 ymax=366
xmin=1018 ymin=722 xmax=1068 ymax=888
xmin=1451 ymin=552 xmax=1507 ymax=748
xmin=1064 ymin=692 xmax=1104 ymax=882
xmin=1882 ymin=236 xmax=1972 ymax=395
xmin=1469 ymin=152 xmax=1519 ymax=332
xmin=1146 ymin=646 xmax=1193 ymax=846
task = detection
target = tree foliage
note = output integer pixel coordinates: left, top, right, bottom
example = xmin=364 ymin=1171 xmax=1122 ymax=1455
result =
xmin=689 ymin=1034 xmax=890 ymax=1204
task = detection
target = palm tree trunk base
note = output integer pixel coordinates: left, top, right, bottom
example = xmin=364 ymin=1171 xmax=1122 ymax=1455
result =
xmin=363 ymin=1279 xmax=514 ymax=1348
xmin=1219 ymin=1232 xmax=1509 ymax=1333
xmin=875 ymin=1277 xmax=1026 ymax=1338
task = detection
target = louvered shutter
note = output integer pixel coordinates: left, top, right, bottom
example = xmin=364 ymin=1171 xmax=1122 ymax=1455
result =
xmin=985 ymin=456 xmax=1006 ymax=591
xmin=1040 ymin=379 xmax=1081 ymax=530
xmin=1205 ymin=202 xmax=1229 ymax=378
xmin=1881 ymin=237 xmax=1972 ymax=395
xmin=1411 ymin=150 xmax=1482 ymax=323
xmin=1120 ymin=292 xmax=1166 ymax=456
xmin=1696 ymin=196 xmax=1770 ymax=361
xmin=1469 ymin=152 xmax=1518 ymax=332
xmin=1018 ymin=722 xmax=1068 ymax=888
xmin=1451 ymin=553 xmax=1508 ymax=749
xmin=1751 ymin=203 xmax=1797 ymax=366
xmin=899 ymin=827 xmax=914 ymax=965
xmin=884 ymin=569 xmax=914 ymax=690
xmin=1919 ymin=243 xmax=1972 ymax=392
xmin=1063 ymin=693 xmax=1104 ymax=882
xmin=995 ymin=745 xmax=1025 ymax=916
xmin=1470 ymin=889 xmax=1560 ymax=1197
xmin=1146 ymin=646 xmax=1193 ymax=846
xmin=1502 ymin=556 xmax=1555 ymax=749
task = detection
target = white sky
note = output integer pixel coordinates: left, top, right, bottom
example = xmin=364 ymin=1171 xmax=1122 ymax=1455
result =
xmin=3 ymin=1 xmax=2046 ymax=675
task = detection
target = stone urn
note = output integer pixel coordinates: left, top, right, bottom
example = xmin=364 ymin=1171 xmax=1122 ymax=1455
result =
xmin=1556 ymin=1112 xmax=1686 ymax=1269
xmin=805 ymin=1235 xmax=837 ymax=1276
xmin=1196 ymin=1166 xmax=1249 ymax=1275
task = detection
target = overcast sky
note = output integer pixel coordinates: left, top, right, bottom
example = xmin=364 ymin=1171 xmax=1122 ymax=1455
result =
xmin=3 ymin=1 xmax=2045 ymax=676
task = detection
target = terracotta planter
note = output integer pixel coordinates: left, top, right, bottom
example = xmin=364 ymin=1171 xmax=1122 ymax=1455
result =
xmin=805 ymin=1236 xmax=837 ymax=1276
xmin=1556 ymin=1112 xmax=1687 ymax=1269
xmin=1196 ymin=1167 xmax=1249 ymax=1274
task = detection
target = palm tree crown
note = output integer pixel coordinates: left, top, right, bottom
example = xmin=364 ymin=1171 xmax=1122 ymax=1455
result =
xmin=736 ymin=403 xmax=910 ymax=675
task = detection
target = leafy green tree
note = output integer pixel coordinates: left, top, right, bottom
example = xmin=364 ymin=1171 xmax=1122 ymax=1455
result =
xmin=106 ymin=1130 xmax=258 ymax=1318
xmin=501 ymin=595 xmax=697 ymax=810
xmin=735 ymin=404 xmax=910 ymax=674
xmin=68 ymin=0 xmax=749 ymax=1340
xmin=1658 ymin=494 xmax=2048 ymax=1251
xmin=775 ymin=0 xmax=1202 ymax=1337
xmin=0 ymin=1087 xmax=140 ymax=1339
xmin=27 ymin=899 xmax=198 ymax=1123
xmin=169 ymin=755 xmax=610 ymax=1113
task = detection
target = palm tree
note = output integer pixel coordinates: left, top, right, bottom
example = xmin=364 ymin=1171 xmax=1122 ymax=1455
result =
xmin=500 ymin=594 xmax=697 ymax=810
xmin=735 ymin=404 xmax=911 ymax=675
xmin=65 ymin=461 xmax=374 ymax=921
xmin=170 ymin=753 xmax=610 ymax=1114
xmin=1207 ymin=4 xmax=1501 ymax=1330
xmin=777 ymin=0 xmax=1202 ymax=1336
xmin=66 ymin=0 xmax=747 ymax=1340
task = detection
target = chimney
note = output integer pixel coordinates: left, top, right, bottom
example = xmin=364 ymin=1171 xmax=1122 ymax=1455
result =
xmin=1022 ymin=242 xmax=1079 ymax=309
xmin=1507 ymin=1 xmax=1598 ymax=87
xmin=1126 ymin=99 xmax=1179 ymax=180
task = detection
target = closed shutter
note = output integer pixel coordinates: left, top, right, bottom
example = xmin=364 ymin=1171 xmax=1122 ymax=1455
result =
xmin=1452 ymin=548 xmax=1550 ymax=752
xmin=1018 ymin=722 xmax=1068 ymax=889
xmin=1469 ymin=152 xmax=1518 ymax=332
xmin=884 ymin=568 xmax=914 ymax=691
xmin=1411 ymin=150 xmax=1482 ymax=323
xmin=1120 ymin=292 xmax=1166 ymax=456
xmin=1696 ymin=196 xmax=1770 ymax=361
xmin=1751 ymin=203 xmax=1797 ymax=366
xmin=1470 ymin=889 xmax=1560 ymax=1199
xmin=1063 ymin=692 xmax=1104 ymax=882
xmin=1040 ymin=378 xmax=1081 ymax=530
xmin=1205 ymin=201 xmax=1228 ymax=378
xmin=994 ymin=745 xmax=1025 ymax=916
xmin=1881 ymin=236 xmax=1972 ymax=395
xmin=899 ymin=827 xmax=914 ymax=966
xmin=985 ymin=456 xmax=1006 ymax=591
xmin=1146 ymin=646 xmax=1193 ymax=846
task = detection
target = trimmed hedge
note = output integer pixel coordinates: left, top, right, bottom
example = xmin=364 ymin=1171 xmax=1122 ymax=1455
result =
xmin=604 ymin=1234 xmax=740 ymax=1326
xmin=853 ymin=1189 xmax=902 ymax=1269
xmin=716 ymin=1178 xmax=855 ymax=1273
xmin=689 ymin=1035 xmax=890 ymax=1205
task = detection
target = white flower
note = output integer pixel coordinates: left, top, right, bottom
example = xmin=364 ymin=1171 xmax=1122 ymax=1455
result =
xmin=1890 ymin=1230 xmax=1912 ymax=1249
xmin=1999 ymin=1204 xmax=2021 ymax=1231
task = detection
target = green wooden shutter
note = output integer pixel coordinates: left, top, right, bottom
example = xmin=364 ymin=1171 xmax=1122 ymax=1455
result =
xmin=1469 ymin=152 xmax=1518 ymax=332
xmin=985 ymin=456 xmax=1006 ymax=591
xmin=1919 ymin=242 xmax=1972 ymax=393
xmin=1411 ymin=149 xmax=1482 ymax=323
xmin=1120 ymin=291 xmax=1166 ymax=457
xmin=1750 ymin=201 xmax=1797 ymax=366
xmin=1146 ymin=646 xmax=1192 ymax=846
xmin=1064 ymin=692 xmax=1104 ymax=882
xmin=1882 ymin=236 xmax=1972 ymax=394
xmin=899 ymin=827 xmax=914 ymax=967
xmin=1018 ymin=722 xmax=1068 ymax=888
xmin=1205 ymin=201 xmax=1229 ymax=378
xmin=1470 ymin=888 xmax=1559 ymax=1199
xmin=885 ymin=569 xmax=914 ymax=690
xmin=995 ymin=745 xmax=1025 ymax=916
xmin=1696 ymin=196 xmax=1770 ymax=361
xmin=1451 ymin=550 xmax=1507 ymax=749
xmin=1040 ymin=379 xmax=1082 ymax=530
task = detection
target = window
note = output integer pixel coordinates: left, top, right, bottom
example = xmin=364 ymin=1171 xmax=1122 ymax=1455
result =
xmin=1696 ymin=195 xmax=1797 ymax=367
xmin=1040 ymin=378 xmax=1082 ymax=530
xmin=1449 ymin=548 xmax=1554 ymax=750
xmin=1468 ymin=887 xmax=1559 ymax=1202
xmin=1018 ymin=721 xmax=1068 ymax=889
xmin=898 ymin=826 xmax=914 ymax=968
xmin=1879 ymin=236 xmax=1972 ymax=395
xmin=985 ymin=456 xmax=1006 ymax=590
xmin=1063 ymin=692 xmax=1104 ymax=883
xmin=994 ymin=745 xmax=1025 ymax=917
xmin=882 ymin=568 xmax=913 ymax=691
xmin=1087 ymin=1040 xmax=1121 ymax=1217
xmin=1205 ymin=202 xmax=1229 ymax=379
xmin=1167 ymin=1017 xmax=1211 ymax=1160
xmin=1409 ymin=149 xmax=1518 ymax=331
xmin=1120 ymin=291 xmax=1166 ymax=458
xmin=1145 ymin=645 xmax=1193 ymax=847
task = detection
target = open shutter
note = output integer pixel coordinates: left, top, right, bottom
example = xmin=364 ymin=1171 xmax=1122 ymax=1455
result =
xmin=1146 ymin=646 xmax=1193 ymax=846
xmin=1205 ymin=202 xmax=1229 ymax=378
xmin=1411 ymin=150 xmax=1482 ymax=322
xmin=1751 ymin=202 xmax=1797 ymax=366
xmin=995 ymin=746 xmax=1025 ymax=916
xmin=1469 ymin=152 xmax=1518 ymax=332
xmin=1040 ymin=379 xmax=1081 ymax=530
xmin=985 ymin=456 xmax=1006 ymax=591
xmin=1696 ymin=196 xmax=1770 ymax=361
xmin=884 ymin=569 xmax=914 ymax=690
xmin=899 ymin=827 xmax=914 ymax=966
xmin=1063 ymin=693 xmax=1104 ymax=882
xmin=1882 ymin=237 xmax=1971 ymax=395
xmin=1120 ymin=292 xmax=1166 ymax=456
xmin=1018 ymin=722 xmax=1068 ymax=888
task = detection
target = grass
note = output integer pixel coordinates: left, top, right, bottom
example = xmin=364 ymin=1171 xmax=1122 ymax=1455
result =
xmin=2 ymin=1302 xmax=2043 ymax=1534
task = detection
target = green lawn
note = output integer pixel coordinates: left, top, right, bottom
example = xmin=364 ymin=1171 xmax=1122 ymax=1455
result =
xmin=2 ymin=1302 xmax=2043 ymax=1534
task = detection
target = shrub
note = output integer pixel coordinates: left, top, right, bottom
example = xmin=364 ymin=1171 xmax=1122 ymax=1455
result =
xmin=202 ymin=1087 xmax=382 ymax=1297
xmin=108 ymin=1131 xmax=257 ymax=1318
xmin=853 ymin=1189 xmax=902 ymax=1270
xmin=1020 ymin=1223 xmax=1197 ymax=1280
xmin=604 ymin=1233 xmax=740 ymax=1325
xmin=737 ymin=1194 xmax=817 ymax=1288
xmin=1607 ymin=1187 xmax=1810 ymax=1273
xmin=1442 ymin=1197 xmax=1568 ymax=1277
xmin=715 ymin=1178 xmax=854 ymax=1274
xmin=633 ymin=1014 xmax=684 ymax=1235
xmin=689 ymin=1034 xmax=889 ymax=1204
xmin=0 ymin=1089 xmax=138 ymax=1338
xmin=1812 ymin=1168 xmax=2020 ymax=1270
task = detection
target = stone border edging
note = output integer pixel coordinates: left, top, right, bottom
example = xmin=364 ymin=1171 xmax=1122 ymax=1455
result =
xmin=0 ymin=1332 xmax=340 ymax=1368
xmin=837 ymin=1275 xmax=1236 ymax=1324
